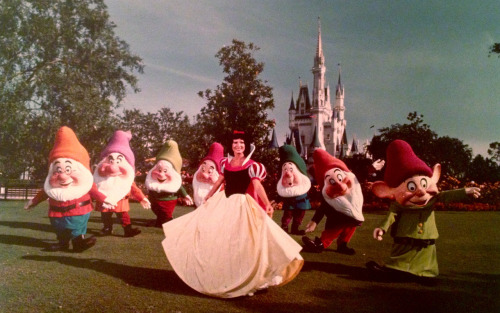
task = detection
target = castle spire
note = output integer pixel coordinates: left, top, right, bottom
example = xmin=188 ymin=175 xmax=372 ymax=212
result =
xmin=288 ymin=91 xmax=295 ymax=111
xmin=316 ymin=17 xmax=323 ymax=62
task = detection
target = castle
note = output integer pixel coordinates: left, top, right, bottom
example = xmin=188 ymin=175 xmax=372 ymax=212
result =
xmin=287 ymin=19 xmax=360 ymax=159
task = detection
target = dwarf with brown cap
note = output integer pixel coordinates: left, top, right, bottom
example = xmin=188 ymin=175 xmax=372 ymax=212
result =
xmin=94 ymin=130 xmax=151 ymax=237
xmin=192 ymin=142 xmax=224 ymax=207
xmin=366 ymin=140 xmax=481 ymax=283
xmin=145 ymin=140 xmax=193 ymax=227
xmin=24 ymin=126 xmax=114 ymax=252
xmin=301 ymin=149 xmax=366 ymax=254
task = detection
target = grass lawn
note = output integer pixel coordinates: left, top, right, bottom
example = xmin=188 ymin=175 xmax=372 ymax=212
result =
xmin=0 ymin=200 xmax=499 ymax=313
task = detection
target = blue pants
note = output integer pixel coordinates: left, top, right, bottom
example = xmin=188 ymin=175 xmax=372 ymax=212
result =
xmin=49 ymin=213 xmax=91 ymax=243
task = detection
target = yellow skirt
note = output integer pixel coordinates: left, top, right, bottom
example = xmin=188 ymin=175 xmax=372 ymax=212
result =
xmin=162 ymin=191 xmax=304 ymax=298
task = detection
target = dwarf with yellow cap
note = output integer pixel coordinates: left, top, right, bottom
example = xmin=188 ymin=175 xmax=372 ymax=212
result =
xmin=145 ymin=140 xmax=193 ymax=227
xmin=366 ymin=140 xmax=481 ymax=283
xmin=25 ymin=126 xmax=114 ymax=252
xmin=93 ymin=130 xmax=151 ymax=237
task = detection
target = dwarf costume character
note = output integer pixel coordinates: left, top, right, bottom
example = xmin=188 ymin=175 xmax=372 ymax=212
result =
xmin=146 ymin=140 xmax=192 ymax=227
xmin=302 ymin=149 xmax=365 ymax=255
xmin=94 ymin=130 xmax=150 ymax=237
xmin=366 ymin=140 xmax=481 ymax=281
xmin=192 ymin=142 xmax=224 ymax=207
xmin=25 ymin=126 xmax=109 ymax=252
xmin=277 ymin=145 xmax=312 ymax=235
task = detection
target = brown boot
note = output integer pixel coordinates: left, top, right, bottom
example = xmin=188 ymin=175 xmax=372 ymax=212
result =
xmin=72 ymin=235 xmax=96 ymax=253
xmin=124 ymin=224 xmax=141 ymax=238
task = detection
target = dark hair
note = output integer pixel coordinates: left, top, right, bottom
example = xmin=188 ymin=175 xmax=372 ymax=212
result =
xmin=228 ymin=130 xmax=252 ymax=156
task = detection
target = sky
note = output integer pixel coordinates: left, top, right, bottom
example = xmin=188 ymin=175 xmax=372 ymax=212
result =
xmin=105 ymin=0 xmax=499 ymax=157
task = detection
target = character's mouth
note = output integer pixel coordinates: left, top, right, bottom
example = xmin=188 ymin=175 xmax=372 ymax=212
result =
xmin=59 ymin=181 xmax=73 ymax=187
xmin=157 ymin=178 xmax=166 ymax=183
xmin=410 ymin=199 xmax=428 ymax=206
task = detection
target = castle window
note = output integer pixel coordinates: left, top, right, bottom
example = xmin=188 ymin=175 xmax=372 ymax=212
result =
xmin=326 ymin=134 xmax=330 ymax=141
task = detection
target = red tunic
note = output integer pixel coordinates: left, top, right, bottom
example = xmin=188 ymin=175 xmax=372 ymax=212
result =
xmin=30 ymin=183 xmax=107 ymax=218
xmin=95 ymin=182 xmax=146 ymax=213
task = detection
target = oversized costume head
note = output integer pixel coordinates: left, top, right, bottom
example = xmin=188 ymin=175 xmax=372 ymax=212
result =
xmin=44 ymin=126 xmax=94 ymax=202
xmin=94 ymin=130 xmax=136 ymax=202
xmin=277 ymin=145 xmax=311 ymax=198
xmin=313 ymin=149 xmax=364 ymax=222
xmin=192 ymin=142 xmax=224 ymax=207
xmin=146 ymin=140 xmax=183 ymax=193
xmin=372 ymin=140 xmax=440 ymax=207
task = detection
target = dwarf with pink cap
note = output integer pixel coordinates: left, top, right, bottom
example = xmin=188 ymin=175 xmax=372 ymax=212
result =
xmin=366 ymin=140 xmax=481 ymax=283
xmin=192 ymin=142 xmax=224 ymax=207
xmin=25 ymin=126 xmax=113 ymax=252
xmin=301 ymin=149 xmax=366 ymax=254
xmin=93 ymin=130 xmax=151 ymax=237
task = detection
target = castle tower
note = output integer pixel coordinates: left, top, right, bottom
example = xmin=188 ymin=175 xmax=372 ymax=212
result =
xmin=288 ymin=18 xmax=346 ymax=158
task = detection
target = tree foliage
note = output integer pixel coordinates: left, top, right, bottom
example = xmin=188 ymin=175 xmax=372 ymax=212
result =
xmin=488 ymin=43 xmax=500 ymax=57
xmin=368 ymin=112 xmax=476 ymax=180
xmin=0 ymin=0 xmax=143 ymax=180
xmin=117 ymin=108 xmax=194 ymax=178
xmin=196 ymin=39 xmax=279 ymax=191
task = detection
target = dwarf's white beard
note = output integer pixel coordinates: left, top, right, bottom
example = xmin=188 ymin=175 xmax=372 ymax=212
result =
xmin=44 ymin=162 xmax=94 ymax=202
xmin=192 ymin=168 xmax=220 ymax=207
xmin=277 ymin=173 xmax=311 ymax=198
xmin=145 ymin=167 xmax=182 ymax=193
xmin=322 ymin=172 xmax=364 ymax=222
xmin=93 ymin=161 xmax=135 ymax=203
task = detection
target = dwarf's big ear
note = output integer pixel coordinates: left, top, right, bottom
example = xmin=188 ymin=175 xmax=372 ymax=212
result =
xmin=431 ymin=164 xmax=441 ymax=184
xmin=372 ymin=181 xmax=395 ymax=199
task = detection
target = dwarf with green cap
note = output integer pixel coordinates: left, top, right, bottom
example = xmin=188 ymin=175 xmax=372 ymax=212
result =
xmin=277 ymin=145 xmax=312 ymax=235
xmin=145 ymin=140 xmax=193 ymax=227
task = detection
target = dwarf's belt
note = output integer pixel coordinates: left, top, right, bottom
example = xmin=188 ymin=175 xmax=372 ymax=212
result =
xmin=50 ymin=200 xmax=91 ymax=212
xmin=394 ymin=237 xmax=435 ymax=247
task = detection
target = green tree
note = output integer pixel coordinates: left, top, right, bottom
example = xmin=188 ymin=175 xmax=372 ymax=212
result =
xmin=368 ymin=112 xmax=474 ymax=179
xmin=466 ymin=155 xmax=500 ymax=183
xmin=487 ymin=141 xmax=500 ymax=164
xmin=196 ymin=39 xmax=278 ymax=194
xmin=118 ymin=107 xmax=194 ymax=179
xmin=0 ymin=0 xmax=144 ymax=180
xmin=488 ymin=43 xmax=500 ymax=57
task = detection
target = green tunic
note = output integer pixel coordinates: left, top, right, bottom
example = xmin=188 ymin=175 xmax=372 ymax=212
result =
xmin=378 ymin=188 xmax=467 ymax=277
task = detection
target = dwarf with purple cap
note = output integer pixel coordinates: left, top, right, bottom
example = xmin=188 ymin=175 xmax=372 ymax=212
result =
xmin=366 ymin=140 xmax=481 ymax=283
xmin=93 ymin=130 xmax=151 ymax=237
xmin=192 ymin=142 xmax=224 ymax=207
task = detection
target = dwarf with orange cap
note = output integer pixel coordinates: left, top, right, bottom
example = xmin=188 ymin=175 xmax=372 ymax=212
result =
xmin=192 ymin=142 xmax=224 ymax=207
xmin=145 ymin=140 xmax=193 ymax=227
xmin=93 ymin=130 xmax=151 ymax=237
xmin=366 ymin=140 xmax=480 ymax=282
xmin=301 ymin=149 xmax=365 ymax=254
xmin=24 ymin=126 xmax=113 ymax=252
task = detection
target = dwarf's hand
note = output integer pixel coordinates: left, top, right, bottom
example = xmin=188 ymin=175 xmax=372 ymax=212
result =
xmin=103 ymin=196 xmax=118 ymax=207
xmin=181 ymin=196 xmax=194 ymax=206
xmin=266 ymin=203 xmax=274 ymax=218
xmin=140 ymin=198 xmax=151 ymax=209
xmin=24 ymin=199 xmax=34 ymax=210
xmin=465 ymin=187 xmax=481 ymax=199
xmin=373 ymin=228 xmax=384 ymax=241
xmin=372 ymin=159 xmax=385 ymax=171
xmin=101 ymin=202 xmax=116 ymax=210
xmin=305 ymin=221 xmax=317 ymax=233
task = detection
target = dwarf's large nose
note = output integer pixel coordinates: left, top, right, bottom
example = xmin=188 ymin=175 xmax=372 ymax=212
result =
xmin=415 ymin=186 xmax=426 ymax=197
xmin=57 ymin=172 xmax=70 ymax=181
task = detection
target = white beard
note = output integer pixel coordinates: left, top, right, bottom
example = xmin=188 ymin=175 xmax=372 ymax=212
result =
xmin=44 ymin=162 xmax=94 ymax=202
xmin=145 ymin=167 xmax=182 ymax=193
xmin=276 ymin=172 xmax=311 ymax=198
xmin=93 ymin=161 xmax=135 ymax=204
xmin=192 ymin=168 xmax=220 ymax=207
xmin=322 ymin=172 xmax=364 ymax=222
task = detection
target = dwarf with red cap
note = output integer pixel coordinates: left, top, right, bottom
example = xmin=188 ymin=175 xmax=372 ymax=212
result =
xmin=302 ymin=149 xmax=365 ymax=254
xmin=192 ymin=142 xmax=224 ymax=207
xmin=277 ymin=145 xmax=312 ymax=235
xmin=145 ymin=140 xmax=193 ymax=227
xmin=25 ymin=126 xmax=113 ymax=252
xmin=93 ymin=130 xmax=151 ymax=237
xmin=366 ymin=140 xmax=481 ymax=282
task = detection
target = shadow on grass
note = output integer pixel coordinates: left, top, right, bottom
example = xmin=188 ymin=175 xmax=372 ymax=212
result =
xmin=21 ymin=254 xmax=201 ymax=297
xmin=0 ymin=220 xmax=53 ymax=233
xmin=0 ymin=234 xmax=50 ymax=248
